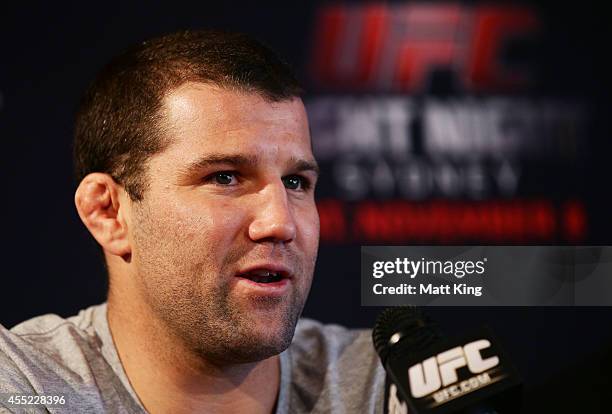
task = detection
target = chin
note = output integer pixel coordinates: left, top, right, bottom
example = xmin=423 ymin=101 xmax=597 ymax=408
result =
xmin=239 ymin=317 xmax=298 ymax=360
xmin=218 ymin=333 xmax=293 ymax=364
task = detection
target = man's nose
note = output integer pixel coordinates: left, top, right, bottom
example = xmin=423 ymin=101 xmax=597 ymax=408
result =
xmin=248 ymin=183 xmax=297 ymax=243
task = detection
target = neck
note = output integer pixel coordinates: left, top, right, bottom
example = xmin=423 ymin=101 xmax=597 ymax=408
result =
xmin=106 ymin=291 xmax=281 ymax=414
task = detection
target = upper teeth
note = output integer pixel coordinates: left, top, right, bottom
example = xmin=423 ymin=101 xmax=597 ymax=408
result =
xmin=251 ymin=270 xmax=277 ymax=277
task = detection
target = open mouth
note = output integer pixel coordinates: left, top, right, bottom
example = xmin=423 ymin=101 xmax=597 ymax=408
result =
xmin=237 ymin=270 xmax=286 ymax=284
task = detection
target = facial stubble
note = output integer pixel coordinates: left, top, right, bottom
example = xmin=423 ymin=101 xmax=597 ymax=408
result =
xmin=131 ymin=201 xmax=314 ymax=365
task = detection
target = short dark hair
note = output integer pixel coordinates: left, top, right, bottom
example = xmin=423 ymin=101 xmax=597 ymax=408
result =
xmin=73 ymin=29 xmax=303 ymax=201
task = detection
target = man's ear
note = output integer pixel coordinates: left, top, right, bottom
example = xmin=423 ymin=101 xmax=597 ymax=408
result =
xmin=75 ymin=173 xmax=132 ymax=258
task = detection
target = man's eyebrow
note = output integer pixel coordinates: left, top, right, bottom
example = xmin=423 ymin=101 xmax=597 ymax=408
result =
xmin=179 ymin=154 xmax=320 ymax=177
xmin=293 ymin=158 xmax=320 ymax=177
xmin=180 ymin=154 xmax=258 ymax=176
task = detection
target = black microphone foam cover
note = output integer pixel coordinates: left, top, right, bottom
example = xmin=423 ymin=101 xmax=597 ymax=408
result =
xmin=373 ymin=306 xmax=442 ymax=366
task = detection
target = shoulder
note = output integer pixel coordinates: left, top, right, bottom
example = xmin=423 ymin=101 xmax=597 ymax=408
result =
xmin=0 ymin=304 xmax=140 ymax=412
xmin=0 ymin=306 xmax=101 ymax=385
xmin=2 ymin=305 xmax=103 ymax=372
xmin=287 ymin=318 xmax=385 ymax=413
xmin=8 ymin=304 xmax=100 ymax=341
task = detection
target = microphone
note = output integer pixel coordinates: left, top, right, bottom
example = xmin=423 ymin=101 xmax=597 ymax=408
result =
xmin=372 ymin=307 xmax=522 ymax=414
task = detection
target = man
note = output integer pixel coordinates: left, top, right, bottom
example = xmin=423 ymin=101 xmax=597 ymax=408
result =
xmin=0 ymin=30 xmax=384 ymax=413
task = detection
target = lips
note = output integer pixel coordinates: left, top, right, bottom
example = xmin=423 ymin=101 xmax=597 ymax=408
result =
xmin=236 ymin=265 xmax=291 ymax=284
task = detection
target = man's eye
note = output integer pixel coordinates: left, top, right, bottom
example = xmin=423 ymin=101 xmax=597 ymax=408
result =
xmin=209 ymin=172 xmax=237 ymax=185
xmin=282 ymin=175 xmax=309 ymax=191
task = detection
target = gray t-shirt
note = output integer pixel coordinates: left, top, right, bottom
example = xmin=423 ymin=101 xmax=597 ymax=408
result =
xmin=0 ymin=304 xmax=385 ymax=413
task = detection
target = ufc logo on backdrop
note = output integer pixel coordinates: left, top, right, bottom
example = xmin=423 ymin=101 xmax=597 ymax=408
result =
xmin=312 ymin=3 xmax=539 ymax=92
xmin=408 ymin=339 xmax=499 ymax=398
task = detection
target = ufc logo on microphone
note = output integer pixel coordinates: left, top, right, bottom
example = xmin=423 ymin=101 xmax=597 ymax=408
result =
xmin=408 ymin=339 xmax=499 ymax=398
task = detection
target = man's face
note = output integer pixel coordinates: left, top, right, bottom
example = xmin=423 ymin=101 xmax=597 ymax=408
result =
xmin=128 ymin=83 xmax=319 ymax=364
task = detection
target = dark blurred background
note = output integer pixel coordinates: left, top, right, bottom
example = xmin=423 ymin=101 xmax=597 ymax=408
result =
xmin=1 ymin=1 xmax=611 ymax=412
